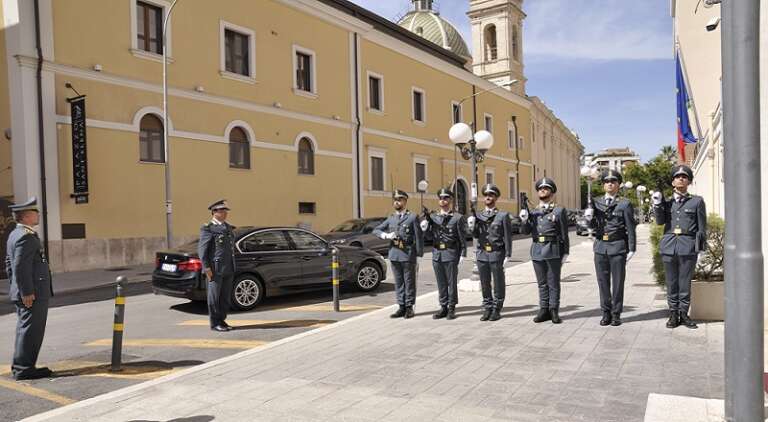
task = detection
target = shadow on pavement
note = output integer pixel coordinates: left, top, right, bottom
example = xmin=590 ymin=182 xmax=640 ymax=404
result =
xmin=232 ymin=320 xmax=336 ymax=330
xmin=51 ymin=360 xmax=204 ymax=379
xmin=0 ymin=282 xmax=154 ymax=316
xmin=128 ymin=416 xmax=215 ymax=422
xmin=561 ymin=272 xmax=591 ymax=283
xmin=621 ymin=309 xmax=670 ymax=323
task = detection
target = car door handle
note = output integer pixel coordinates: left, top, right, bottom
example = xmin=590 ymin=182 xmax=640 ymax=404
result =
xmin=301 ymin=256 xmax=312 ymax=261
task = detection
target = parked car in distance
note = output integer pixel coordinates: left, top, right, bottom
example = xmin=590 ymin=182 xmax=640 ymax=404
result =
xmin=152 ymin=227 xmax=387 ymax=311
xmin=322 ymin=218 xmax=389 ymax=255
xmin=508 ymin=215 xmax=523 ymax=234
xmin=576 ymin=210 xmax=591 ymax=236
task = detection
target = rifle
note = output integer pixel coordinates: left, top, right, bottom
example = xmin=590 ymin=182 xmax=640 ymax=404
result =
xmin=519 ymin=192 xmax=530 ymax=214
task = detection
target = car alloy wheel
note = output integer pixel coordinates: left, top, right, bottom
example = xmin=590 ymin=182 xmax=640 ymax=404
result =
xmin=231 ymin=276 xmax=264 ymax=311
xmin=355 ymin=262 xmax=381 ymax=291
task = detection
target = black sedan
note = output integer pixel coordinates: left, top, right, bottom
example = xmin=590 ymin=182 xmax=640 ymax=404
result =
xmin=152 ymin=227 xmax=387 ymax=311
xmin=323 ymin=218 xmax=389 ymax=255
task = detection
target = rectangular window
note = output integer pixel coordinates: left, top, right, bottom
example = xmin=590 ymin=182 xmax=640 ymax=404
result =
xmin=298 ymin=202 xmax=316 ymax=214
xmin=451 ymin=102 xmax=462 ymax=124
xmin=415 ymin=162 xmax=426 ymax=191
xmin=485 ymin=114 xmax=493 ymax=132
xmin=369 ymin=75 xmax=382 ymax=111
xmin=509 ymin=176 xmax=517 ymax=200
xmin=485 ymin=172 xmax=494 ymax=185
xmin=136 ymin=1 xmax=163 ymax=54
xmin=508 ymin=127 xmax=516 ymax=149
xmin=296 ymin=52 xmax=312 ymax=92
xmin=412 ymin=89 xmax=425 ymax=122
xmin=61 ymin=223 xmax=86 ymax=240
xmin=371 ymin=156 xmax=384 ymax=191
xmin=224 ymin=29 xmax=250 ymax=76
xmin=518 ymin=136 xmax=524 ymax=150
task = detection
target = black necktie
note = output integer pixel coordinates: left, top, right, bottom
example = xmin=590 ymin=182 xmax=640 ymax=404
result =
xmin=606 ymin=198 xmax=613 ymax=206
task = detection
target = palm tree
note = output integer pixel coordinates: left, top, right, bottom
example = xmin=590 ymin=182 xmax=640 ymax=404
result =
xmin=659 ymin=145 xmax=678 ymax=163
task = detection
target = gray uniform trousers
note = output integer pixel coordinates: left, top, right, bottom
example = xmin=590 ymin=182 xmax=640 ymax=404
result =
xmin=532 ymin=259 xmax=562 ymax=309
xmin=433 ymin=260 xmax=459 ymax=306
xmin=663 ymin=254 xmax=697 ymax=312
xmin=12 ymin=299 xmax=49 ymax=377
xmin=477 ymin=260 xmax=505 ymax=309
xmin=391 ymin=261 xmax=417 ymax=306
xmin=208 ymin=274 xmax=234 ymax=327
xmin=594 ymin=253 xmax=627 ymax=314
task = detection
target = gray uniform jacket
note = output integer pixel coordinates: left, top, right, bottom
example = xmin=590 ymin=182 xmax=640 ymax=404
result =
xmin=521 ymin=205 xmax=570 ymax=261
xmin=590 ymin=196 xmax=637 ymax=255
xmin=653 ymin=194 xmax=707 ymax=256
xmin=198 ymin=221 xmax=237 ymax=275
xmin=473 ymin=208 xmax=513 ymax=262
xmin=424 ymin=212 xmax=467 ymax=262
xmin=373 ymin=211 xmax=424 ymax=262
xmin=5 ymin=225 xmax=53 ymax=302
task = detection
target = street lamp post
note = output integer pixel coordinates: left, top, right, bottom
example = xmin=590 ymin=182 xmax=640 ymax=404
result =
xmin=580 ymin=165 xmax=598 ymax=238
xmin=635 ymin=185 xmax=647 ymax=222
xmin=162 ymin=0 xmax=181 ymax=249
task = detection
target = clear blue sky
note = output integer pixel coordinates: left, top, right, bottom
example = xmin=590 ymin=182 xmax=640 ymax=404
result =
xmin=348 ymin=0 xmax=675 ymax=162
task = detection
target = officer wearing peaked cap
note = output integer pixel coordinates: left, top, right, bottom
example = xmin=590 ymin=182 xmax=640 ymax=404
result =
xmin=520 ymin=178 xmax=570 ymax=324
xmin=467 ymin=183 xmax=513 ymax=321
xmin=198 ymin=199 xmax=236 ymax=332
xmin=584 ymin=169 xmax=637 ymax=326
xmin=6 ymin=197 xmax=54 ymax=380
xmin=374 ymin=189 xmax=424 ymax=319
xmin=420 ymin=188 xmax=467 ymax=320
xmin=652 ymin=164 xmax=706 ymax=329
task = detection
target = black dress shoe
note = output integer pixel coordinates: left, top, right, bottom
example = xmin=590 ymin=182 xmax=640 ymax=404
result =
xmin=550 ymin=308 xmax=562 ymax=324
xmin=666 ymin=310 xmax=680 ymax=328
xmin=404 ymin=306 xmax=415 ymax=319
xmin=489 ymin=308 xmax=501 ymax=321
xmin=211 ymin=325 xmax=229 ymax=332
xmin=533 ymin=308 xmax=551 ymax=323
xmin=14 ymin=367 xmax=53 ymax=380
xmin=390 ymin=306 xmax=406 ymax=318
xmin=221 ymin=322 xmax=233 ymax=330
xmin=600 ymin=313 xmax=612 ymax=326
xmin=433 ymin=306 xmax=448 ymax=319
xmin=480 ymin=309 xmax=492 ymax=321
xmin=610 ymin=314 xmax=622 ymax=326
xmin=679 ymin=312 xmax=698 ymax=329
xmin=446 ymin=307 xmax=457 ymax=320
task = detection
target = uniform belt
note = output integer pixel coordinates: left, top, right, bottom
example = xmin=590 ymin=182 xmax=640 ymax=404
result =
xmin=392 ymin=239 xmax=413 ymax=249
xmin=672 ymin=230 xmax=695 ymax=237
xmin=535 ymin=235 xmax=559 ymax=243
xmin=481 ymin=243 xmax=503 ymax=252
xmin=598 ymin=233 xmax=626 ymax=242
xmin=435 ymin=241 xmax=458 ymax=250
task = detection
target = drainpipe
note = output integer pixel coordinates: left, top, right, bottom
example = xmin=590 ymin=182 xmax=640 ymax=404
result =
xmin=512 ymin=115 xmax=520 ymax=213
xmin=353 ymin=32 xmax=362 ymax=218
xmin=33 ymin=0 xmax=49 ymax=257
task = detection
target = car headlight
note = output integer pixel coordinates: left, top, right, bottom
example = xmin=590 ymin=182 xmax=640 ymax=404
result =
xmin=330 ymin=239 xmax=346 ymax=244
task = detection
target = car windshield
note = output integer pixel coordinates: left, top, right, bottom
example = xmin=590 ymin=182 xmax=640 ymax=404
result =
xmin=331 ymin=220 xmax=366 ymax=232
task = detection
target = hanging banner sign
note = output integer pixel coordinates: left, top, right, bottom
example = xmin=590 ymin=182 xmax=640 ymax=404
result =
xmin=68 ymin=95 xmax=89 ymax=204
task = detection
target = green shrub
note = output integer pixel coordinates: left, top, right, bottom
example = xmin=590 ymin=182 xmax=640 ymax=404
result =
xmin=649 ymin=223 xmax=666 ymax=285
xmin=695 ymin=214 xmax=725 ymax=281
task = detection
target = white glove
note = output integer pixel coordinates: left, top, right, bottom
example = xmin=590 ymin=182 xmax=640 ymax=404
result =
xmin=419 ymin=220 xmax=429 ymax=231
xmin=561 ymin=254 xmax=569 ymax=262
xmin=467 ymin=216 xmax=476 ymax=230
xmin=626 ymin=251 xmax=635 ymax=262
xmin=519 ymin=209 xmax=529 ymax=220
xmin=584 ymin=208 xmax=594 ymax=220
xmin=503 ymin=257 xmax=511 ymax=266
xmin=379 ymin=232 xmax=396 ymax=240
xmin=459 ymin=256 xmax=465 ymax=265
xmin=651 ymin=191 xmax=663 ymax=205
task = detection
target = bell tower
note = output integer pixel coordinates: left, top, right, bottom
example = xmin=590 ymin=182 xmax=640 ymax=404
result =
xmin=468 ymin=0 xmax=526 ymax=95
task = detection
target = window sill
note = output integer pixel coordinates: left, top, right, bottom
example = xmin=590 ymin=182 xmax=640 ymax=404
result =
xmin=220 ymin=70 xmax=257 ymax=85
xmin=229 ymin=166 xmax=252 ymax=171
xmin=138 ymin=160 xmax=166 ymax=165
xmin=293 ymin=88 xmax=318 ymax=99
xmin=412 ymin=119 xmax=426 ymax=127
xmin=298 ymin=172 xmax=316 ymax=176
xmin=130 ymin=49 xmax=174 ymax=64
xmin=367 ymin=108 xmax=385 ymax=116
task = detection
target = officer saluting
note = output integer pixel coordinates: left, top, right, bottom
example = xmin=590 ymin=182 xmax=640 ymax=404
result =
xmin=467 ymin=184 xmax=513 ymax=321
xmin=652 ymin=165 xmax=706 ymax=329
xmin=198 ymin=200 xmax=236 ymax=332
xmin=520 ymin=178 xmax=570 ymax=324
xmin=6 ymin=197 xmax=53 ymax=380
xmin=374 ymin=190 xmax=424 ymax=319
xmin=419 ymin=188 xmax=467 ymax=320
xmin=584 ymin=169 xmax=637 ymax=326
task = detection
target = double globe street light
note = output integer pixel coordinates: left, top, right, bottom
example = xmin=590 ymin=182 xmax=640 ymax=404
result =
xmin=448 ymin=123 xmax=494 ymax=209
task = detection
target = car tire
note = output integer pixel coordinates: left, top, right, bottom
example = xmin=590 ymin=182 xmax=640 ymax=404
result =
xmin=353 ymin=261 xmax=382 ymax=292
xmin=230 ymin=274 xmax=265 ymax=311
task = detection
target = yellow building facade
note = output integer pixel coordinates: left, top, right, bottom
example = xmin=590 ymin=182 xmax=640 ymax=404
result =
xmin=1 ymin=0 xmax=581 ymax=271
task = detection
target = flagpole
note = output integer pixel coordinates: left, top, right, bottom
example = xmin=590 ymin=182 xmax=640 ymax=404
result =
xmin=675 ymin=41 xmax=706 ymax=154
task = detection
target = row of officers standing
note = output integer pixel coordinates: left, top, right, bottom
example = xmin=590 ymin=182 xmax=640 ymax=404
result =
xmin=371 ymin=164 xmax=705 ymax=331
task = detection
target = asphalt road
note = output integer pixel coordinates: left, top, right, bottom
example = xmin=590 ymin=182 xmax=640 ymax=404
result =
xmin=0 ymin=232 xmax=585 ymax=422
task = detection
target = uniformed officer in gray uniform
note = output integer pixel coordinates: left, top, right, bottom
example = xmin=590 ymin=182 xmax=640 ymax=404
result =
xmin=5 ymin=197 xmax=53 ymax=380
xmin=420 ymin=188 xmax=467 ymax=320
xmin=519 ymin=178 xmax=570 ymax=324
xmin=652 ymin=165 xmax=706 ymax=329
xmin=467 ymin=184 xmax=513 ymax=321
xmin=584 ymin=169 xmax=637 ymax=326
xmin=198 ymin=200 xmax=236 ymax=332
xmin=374 ymin=190 xmax=424 ymax=319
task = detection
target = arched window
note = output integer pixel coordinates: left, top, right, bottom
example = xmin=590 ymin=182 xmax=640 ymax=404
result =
xmin=229 ymin=127 xmax=250 ymax=169
xmin=484 ymin=25 xmax=497 ymax=61
xmin=298 ymin=137 xmax=315 ymax=175
xmin=512 ymin=25 xmax=520 ymax=61
xmin=139 ymin=114 xmax=164 ymax=163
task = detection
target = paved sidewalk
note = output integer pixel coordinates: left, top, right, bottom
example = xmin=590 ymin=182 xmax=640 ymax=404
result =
xmin=0 ymin=264 xmax=154 ymax=303
xmin=24 ymin=225 xmax=724 ymax=422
